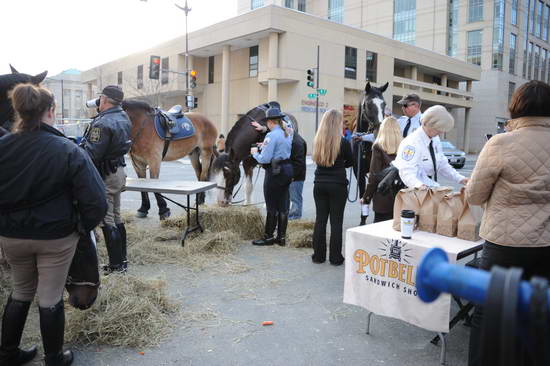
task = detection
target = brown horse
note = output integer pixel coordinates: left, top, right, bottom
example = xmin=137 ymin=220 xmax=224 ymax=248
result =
xmin=121 ymin=100 xmax=218 ymax=219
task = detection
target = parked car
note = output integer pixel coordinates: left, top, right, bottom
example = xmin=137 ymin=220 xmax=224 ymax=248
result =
xmin=441 ymin=140 xmax=466 ymax=169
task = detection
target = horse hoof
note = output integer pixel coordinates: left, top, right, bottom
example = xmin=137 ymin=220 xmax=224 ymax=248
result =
xmin=159 ymin=210 xmax=171 ymax=220
xmin=136 ymin=211 xmax=148 ymax=218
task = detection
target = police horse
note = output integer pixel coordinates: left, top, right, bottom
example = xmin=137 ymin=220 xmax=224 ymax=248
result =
xmin=212 ymin=102 xmax=300 ymax=206
xmin=121 ymin=100 xmax=218 ymax=219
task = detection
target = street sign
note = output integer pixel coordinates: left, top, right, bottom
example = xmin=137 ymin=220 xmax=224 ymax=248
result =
xmin=318 ymin=89 xmax=327 ymax=96
xmin=307 ymin=93 xmax=318 ymax=99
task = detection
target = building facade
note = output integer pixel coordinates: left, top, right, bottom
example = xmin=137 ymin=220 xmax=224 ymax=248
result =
xmin=81 ymin=5 xmax=479 ymax=148
xmin=43 ymin=69 xmax=88 ymax=122
xmin=239 ymin=0 xmax=547 ymax=152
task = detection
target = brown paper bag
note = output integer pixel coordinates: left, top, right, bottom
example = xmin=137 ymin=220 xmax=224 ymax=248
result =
xmin=417 ymin=187 xmax=453 ymax=233
xmin=436 ymin=191 xmax=465 ymax=237
xmin=457 ymin=201 xmax=483 ymax=241
xmin=392 ymin=188 xmax=422 ymax=231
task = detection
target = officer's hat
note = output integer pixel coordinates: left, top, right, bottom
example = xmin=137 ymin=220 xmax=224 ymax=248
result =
xmin=261 ymin=106 xmax=286 ymax=122
xmin=99 ymin=85 xmax=124 ymax=103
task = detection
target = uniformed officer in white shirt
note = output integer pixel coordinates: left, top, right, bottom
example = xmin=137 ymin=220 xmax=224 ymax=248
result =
xmin=393 ymin=105 xmax=469 ymax=189
xmin=397 ymin=93 xmax=422 ymax=138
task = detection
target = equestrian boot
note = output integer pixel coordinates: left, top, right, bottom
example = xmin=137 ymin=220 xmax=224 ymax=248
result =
xmin=39 ymin=300 xmax=73 ymax=366
xmin=275 ymin=213 xmax=289 ymax=246
xmin=101 ymin=226 xmax=125 ymax=274
xmin=252 ymin=212 xmax=277 ymax=246
xmin=0 ymin=296 xmax=37 ymax=366
xmin=116 ymin=223 xmax=128 ymax=271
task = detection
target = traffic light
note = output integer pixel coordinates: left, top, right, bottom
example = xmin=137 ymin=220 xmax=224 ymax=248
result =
xmin=194 ymin=97 xmax=198 ymax=109
xmin=186 ymin=95 xmax=198 ymax=109
xmin=306 ymin=69 xmax=315 ymax=88
xmin=149 ymin=55 xmax=161 ymax=80
xmin=190 ymin=70 xmax=197 ymax=88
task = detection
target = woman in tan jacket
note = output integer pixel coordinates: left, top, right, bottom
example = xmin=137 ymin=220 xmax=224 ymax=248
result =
xmin=465 ymin=80 xmax=550 ymax=366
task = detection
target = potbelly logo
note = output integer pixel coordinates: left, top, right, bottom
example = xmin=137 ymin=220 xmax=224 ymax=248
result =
xmin=353 ymin=239 xmax=418 ymax=297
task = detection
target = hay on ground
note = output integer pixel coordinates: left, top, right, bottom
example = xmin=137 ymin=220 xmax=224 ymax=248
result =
xmin=287 ymin=220 xmax=314 ymax=248
xmin=65 ymin=275 xmax=178 ymax=348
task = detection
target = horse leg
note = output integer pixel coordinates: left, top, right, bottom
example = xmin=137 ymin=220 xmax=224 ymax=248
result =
xmin=187 ymin=147 xmax=206 ymax=205
xmin=149 ymin=160 xmax=171 ymax=220
xmin=197 ymin=146 xmax=215 ymax=205
xmin=243 ymin=158 xmax=256 ymax=205
xmin=131 ymin=156 xmax=150 ymax=218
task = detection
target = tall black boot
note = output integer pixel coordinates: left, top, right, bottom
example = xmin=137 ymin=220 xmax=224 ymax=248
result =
xmin=39 ymin=300 xmax=73 ymax=366
xmin=275 ymin=213 xmax=288 ymax=246
xmin=101 ymin=226 xmax=125 ymax=274
xmin=252 ymin=212 xmax=277 ymax=246
xmin=0 ymin=296 xmax=37 ymax=366
xmin=116 ymin=223 xmax=128 ymax=271
xmin=360 ymin=215 xmax=367 ymax=226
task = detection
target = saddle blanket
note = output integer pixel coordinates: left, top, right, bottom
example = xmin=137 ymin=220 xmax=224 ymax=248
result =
xmin=154 ymin=111 xmax=195 ymax=141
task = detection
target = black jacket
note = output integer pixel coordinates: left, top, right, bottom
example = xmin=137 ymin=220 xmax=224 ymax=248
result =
xmin=0 ymin=123 xmax=107 ymax=239
xmin=314 ymin=137 xmax=353 ymax=185
xmin=290 ymin=133 xmax=307 ymax=181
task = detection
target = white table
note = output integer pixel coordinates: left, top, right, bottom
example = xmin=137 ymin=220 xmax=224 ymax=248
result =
xmin=125 ymin=178 xmax=216 ymax=246
xmin=344 ymin=220 xmax=483 ymax=365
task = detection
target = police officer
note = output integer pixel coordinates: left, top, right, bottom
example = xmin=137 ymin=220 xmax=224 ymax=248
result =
xmin=81 ymin=85 xmax=132 ymax=273
xmin=397 ymin=93 xmax=422 ymax=138
xmin=393 ymin=105 xmax=468 ymax=188
xmin=251 ymin=106 xmax=293 ymax=246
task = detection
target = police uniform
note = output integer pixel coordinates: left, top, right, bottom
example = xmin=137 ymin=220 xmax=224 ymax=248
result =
xmin=81 ymin=85 xmax=132 ymax=272
xmin=252 ymin=107 xmax=293 ymax=246
xmin=398 ymin=111 xmax=422 ymax=137
xmin=393 ymin=127 xmax=465 ymax=188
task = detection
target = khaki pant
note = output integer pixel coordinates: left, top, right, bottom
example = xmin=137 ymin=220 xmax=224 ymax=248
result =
xmin=0 ymin=232 xmax=78 ymax=307
xmin=103 ymin=167 xmax=127 ymax=227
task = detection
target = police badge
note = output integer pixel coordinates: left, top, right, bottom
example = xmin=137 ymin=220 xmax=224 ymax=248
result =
xmin=89 ymin=127 xmax=101 ymax=143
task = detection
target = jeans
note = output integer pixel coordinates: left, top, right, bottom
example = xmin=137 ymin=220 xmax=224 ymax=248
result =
xmin=468 ymin=241 xmax=550 ymax=366
xmin=312 ymin=182 xmax=347 ymax=264
xmin=289 ymin=180 xmax=304 ymax=220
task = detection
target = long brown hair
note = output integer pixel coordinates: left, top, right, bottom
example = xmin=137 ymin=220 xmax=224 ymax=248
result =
xmin=9 ymin=83 xmax=54 ymax=133
xmin=312 ymin=109 xmax=343 ymax=167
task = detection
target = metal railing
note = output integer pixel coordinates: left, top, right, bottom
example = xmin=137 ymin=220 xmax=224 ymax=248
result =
xmin=54 ymin=119 xmax=91 ymax=138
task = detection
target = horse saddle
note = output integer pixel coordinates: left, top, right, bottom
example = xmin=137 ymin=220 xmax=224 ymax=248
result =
xmin=154 ymin=105 xmax=195 ymax=141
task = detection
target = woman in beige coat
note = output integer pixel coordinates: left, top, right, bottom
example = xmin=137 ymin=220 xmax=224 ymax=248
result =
xmin=465 ymin=80 xmax=550 ymax=366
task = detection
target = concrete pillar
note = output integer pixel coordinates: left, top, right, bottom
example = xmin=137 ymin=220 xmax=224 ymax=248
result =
xmin=441 ymin=74 xmax=448 ymax=96
xmin=464 ymin=107 xmax=471 ymax=153
xmin=411 ymin=66 xmax=418 ymax=80
xmin=221 ymin=45 xmax=231 ymax=134
xmin=268 ymin=32 xmax=279 ymax=101
xmin=466 ymin=80 xmax=472 ymax=92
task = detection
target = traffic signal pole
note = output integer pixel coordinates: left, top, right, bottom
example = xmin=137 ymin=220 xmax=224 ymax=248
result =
xmin=315 ymin=45 xmax=320 ymax=132
xmin=175 ymin=0 xmax=192 ymax=110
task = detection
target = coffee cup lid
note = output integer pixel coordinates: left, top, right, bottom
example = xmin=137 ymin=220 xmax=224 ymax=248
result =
xmin=401 ymin=210 xmax=415 ymax=218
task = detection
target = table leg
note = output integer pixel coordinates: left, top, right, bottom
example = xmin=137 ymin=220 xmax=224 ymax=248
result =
xmin=438 ymin=332 xmax=447 ymax=365
xmin=366 ymin=312 xmax=374 ymax=335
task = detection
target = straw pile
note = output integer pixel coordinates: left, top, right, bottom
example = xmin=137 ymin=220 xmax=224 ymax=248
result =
xmin=65 ymin=275 xmax=178 ymax=348
xmin=287 ymin=220 xmax=314 ymax=248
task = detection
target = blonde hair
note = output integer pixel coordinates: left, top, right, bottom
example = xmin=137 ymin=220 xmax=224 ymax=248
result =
xmin=374 ymin=117 xmax=402 ymax=154
xmin=312 ymin=109 xmax=343 ymax=167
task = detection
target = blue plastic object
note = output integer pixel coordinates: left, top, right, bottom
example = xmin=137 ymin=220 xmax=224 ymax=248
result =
xmin=417 ymin=248 xmax=550 ymax=314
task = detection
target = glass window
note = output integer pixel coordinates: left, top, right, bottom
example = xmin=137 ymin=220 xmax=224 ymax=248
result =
xmin=530 ymin=0 xmax=536 ymax=34
xmin=447 ymin=0 xmax=459 ymax=56
xmin=251 ymin=0 xmax=263 ymax=10
xmin=117 ymin=71 xmax=123 ymax=85
xmin=345 ymin=46 xmax=357 ymax=79
xmin=544 ymin=5 xmax=549 ymax=41
xmin=467 ymin=30 xmax=483 ymax=65
xmin=510 ymin=34 xmax=517 ymax=74
xmin=285 ymin=0 xmax=294 ymax=8
xmin=511 ymin=0 xmax=518 ymax=25
xmin=328 ymin=0 xmax=344 ymax=23
xmin=208 ymin=56 xmax=215 ymax=84
xmin=542 ymin=49 xmax=548 ymax=81
xmin=492 ymin=0 xmax=505 ymax=70
xmin=534 ymin=45 xmax=541 ymax=79
xmin=393 ymin=0 xmax=416 ymax=45
xmin=469 ymin=0 xmax=483 ymax=22
xmin=298 ymin=0 xmax=306 ymax=12
xmin=528 ymin=42 xmax=534 ymax=78
xmin=249 ymin=46 xmax=259 ymax=77
xmin=536 ymin=1 xmax=543 ymax=37
xmin=137 ymin=65 xmax=143 ymax=89
xmin=161 ymin=57 xmax=169 ymax=85
xmin=523 ymin=0 xmax=531 ymax=78
xmin=508 ymin=82 xmax=516 ymax=103
xmin=366 ymin=51 xmax=377 ymax=82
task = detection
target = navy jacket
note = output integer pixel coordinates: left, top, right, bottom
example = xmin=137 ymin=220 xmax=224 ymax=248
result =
xmin=0 ymin=123 xmax=107 ymax=239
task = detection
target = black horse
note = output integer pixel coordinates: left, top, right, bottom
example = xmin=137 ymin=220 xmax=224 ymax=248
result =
xmin=0 ymin=65 xmax=48 ymax=132
xmin=352 ymin=81 xmax=389 ymax=200
xmin=212 ymin=101 xmax=300 ymax=206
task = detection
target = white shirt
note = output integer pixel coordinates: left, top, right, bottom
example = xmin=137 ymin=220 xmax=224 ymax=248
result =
xmin=398 ymin=112 xmax=422 ymax=137
xmin=392 ymin=127 xmax=465 ymax=188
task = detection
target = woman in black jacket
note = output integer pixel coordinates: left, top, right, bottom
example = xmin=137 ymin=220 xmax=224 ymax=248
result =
xmin=0 ymin=84 xmax=107 ymax=366
xmin=311 ymin=109 xmax=353 ymax=265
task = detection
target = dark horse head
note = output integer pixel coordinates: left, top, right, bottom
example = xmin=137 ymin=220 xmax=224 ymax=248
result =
xmin=357 ymin=81 xmax=389 ymax=134
xmin=0 ymin=65 xmax=48 ymax=131
xmin=212 ymin=101 xmax=298 ymax=206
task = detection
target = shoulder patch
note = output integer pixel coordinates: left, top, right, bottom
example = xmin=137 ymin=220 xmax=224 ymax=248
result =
xmin=402 ymin=145 xmax=416 ymax=161
xmin=89 ymin=127 xmax=101 ymax=143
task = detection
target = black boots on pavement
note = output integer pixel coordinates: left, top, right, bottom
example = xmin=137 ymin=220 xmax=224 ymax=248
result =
xmin=101 ymin=225 xmax=126 ymax=274
xmin=116 ymin=223 xmax=128 ymax=271
xmin=252 ymin=212 xmax=288 ymax=246
xmin=0 ymin=296 xmax=37 ymax=366
xmin=39 ymin=300 xmax=73 ymax=366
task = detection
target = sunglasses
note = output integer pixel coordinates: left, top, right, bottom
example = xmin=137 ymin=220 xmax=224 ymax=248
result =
xmin=402 ymin=103 xmax=416 ymax=108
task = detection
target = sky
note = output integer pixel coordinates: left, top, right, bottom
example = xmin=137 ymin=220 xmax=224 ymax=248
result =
xmin=0 ymin=0 xmax=237 ymax=76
